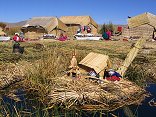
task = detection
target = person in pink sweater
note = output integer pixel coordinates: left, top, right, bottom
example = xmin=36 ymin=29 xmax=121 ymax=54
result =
xmin=58 ymin=33 xmax=67 ymax=41
xmin=106 ymin=30 xmax=112 ymax=39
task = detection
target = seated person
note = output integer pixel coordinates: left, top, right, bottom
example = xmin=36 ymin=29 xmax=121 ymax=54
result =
xmin=104 ymin=69 xmax=122 ymax=81
xmin=12 ymin=42 xmax=24 ymax=54
xmin=13 ymin=33 xmax=21 ymax=42
xmin=102 ymin=32 xmax=109 ymax=40
xmin=58 ymin=33 xmax=67 ymax=41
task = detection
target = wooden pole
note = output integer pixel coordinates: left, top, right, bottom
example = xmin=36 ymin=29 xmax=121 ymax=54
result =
xmin=56 ymin=16 xmax=58 ymax=37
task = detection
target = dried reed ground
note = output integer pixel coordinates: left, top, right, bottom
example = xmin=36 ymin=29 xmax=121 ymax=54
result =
xmin=0 ymin=40 xmax=156 ymax=112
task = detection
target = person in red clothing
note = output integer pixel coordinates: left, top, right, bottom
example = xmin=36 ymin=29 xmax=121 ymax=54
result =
xmin=58 ymin=33 xmax=68 ymax=41
xmin=106 ymin=30 xmax=112 ymax=39
xmin=13 ymin=33 xmax=21 ymax=42
xmin=104 ymin=69 xmax=122 ymax=81
xmin=87 ymin=26 xmax=91 ymax=33
xmin=106 ymin=75 xmax=120 ymax=81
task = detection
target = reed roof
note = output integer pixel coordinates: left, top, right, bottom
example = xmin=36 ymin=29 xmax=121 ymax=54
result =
xmin=22 ymin=17 xmax=67 ymax=32
xmin=79 ymin=52 xmax=110 ymax=74
xmin=128 ymin=12 xmax=156 ymax=28
xmin=0 ymin=27 xmax=5 ymax=35
xmin=60 ymin=16 xmax=98 ymax=28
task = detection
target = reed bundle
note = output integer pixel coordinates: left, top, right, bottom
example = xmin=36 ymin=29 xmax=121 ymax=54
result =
xmin=47 ymin=76 xmax=146 ymax=111
xmin=0 ymin=63 xmax=25 ymax=89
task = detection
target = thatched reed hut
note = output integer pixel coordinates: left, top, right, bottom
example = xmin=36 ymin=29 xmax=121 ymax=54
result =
xmin=122 ymin=12 xmax=156 ymax=40
xmin=21 ymin=17 xmax=67 ymax=39
xmin=79 ymin=52 xmax=111 ymax=78
xmin=0 ymin=27 xmax=6 ymax=36
xmin=60 ymin=16 xmax=98 ymax=38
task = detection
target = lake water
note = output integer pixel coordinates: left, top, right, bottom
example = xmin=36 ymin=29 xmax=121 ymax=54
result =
xmin=1 ymin=84 xmax=156 ymax=117
xmin=111 ymin=83 xmax=156 ymax=117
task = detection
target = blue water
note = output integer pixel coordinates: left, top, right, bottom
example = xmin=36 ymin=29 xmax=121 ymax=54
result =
xmin=1 ymin=90 xmax=49 ymax=116
xmin=111 ymin=83 xmax=156 ymax=117
xmin=1 ymin=84 xmax=156 ymax=117
xmin=134 ymin=84 xmax=156 ymax=117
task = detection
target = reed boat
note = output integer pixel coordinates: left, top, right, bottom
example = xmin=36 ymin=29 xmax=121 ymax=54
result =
xmin=0 ymin=36 xmax=11 ymax=41
xmin=74 ymin=33 xmax=102 ymax=40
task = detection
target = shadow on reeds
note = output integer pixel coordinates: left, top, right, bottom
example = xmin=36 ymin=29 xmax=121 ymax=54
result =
xmin=125 ymin=64 xmax=155 ymax=87
xmin=0 ymin=94 xmax=139 ymax=117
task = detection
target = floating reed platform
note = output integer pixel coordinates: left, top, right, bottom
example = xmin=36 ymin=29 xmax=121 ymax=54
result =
xmin=0 ymin=51 xmax=147 ymax=112
xmin=0 ymin=63 xmax=146 ymax=111
xmin=48 ymin=76 xmax=146 ymax=111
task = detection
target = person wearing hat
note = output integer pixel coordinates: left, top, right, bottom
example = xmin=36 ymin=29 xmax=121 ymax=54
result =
xmin=13 ymin=33 xmax=21 ymax=42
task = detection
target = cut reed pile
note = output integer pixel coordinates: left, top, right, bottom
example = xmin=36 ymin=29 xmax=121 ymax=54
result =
xmin=47 ymin=77 xmax=146 ymax=111
xmin=0 ymin=63 xmax=25 ymax=90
